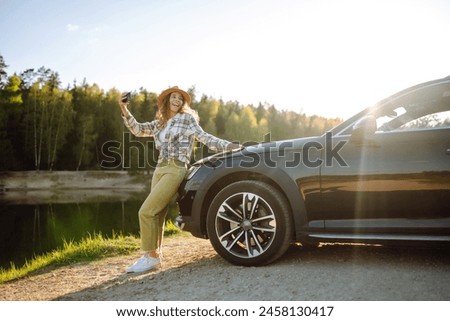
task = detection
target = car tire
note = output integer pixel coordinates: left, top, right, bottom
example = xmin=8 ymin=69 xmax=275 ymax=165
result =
xmin=206 ymin=180 xmax=293 ymax=266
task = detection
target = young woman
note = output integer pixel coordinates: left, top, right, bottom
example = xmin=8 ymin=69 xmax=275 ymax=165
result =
xmin=119 ymin=86 xmax=240 ymax=273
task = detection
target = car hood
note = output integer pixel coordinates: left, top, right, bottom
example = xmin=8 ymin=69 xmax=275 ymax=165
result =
xmin=192 ymin=135 xmax=324 ymax=166
xmin=243 ymin=135 xmax=323 ymax=154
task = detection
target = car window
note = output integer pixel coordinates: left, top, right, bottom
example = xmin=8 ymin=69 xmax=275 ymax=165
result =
xmin=398 ymin=110 xmax=450 ymax=130
xmin=376 ymin=107 xmax=407 ymax=130
xmin=375 ymin=85 xmax=450 ymax=132
xmin=376 ymin=108 xmax=450 ymax=132
xmin=337 ymin=82 xmax=450 ymax=136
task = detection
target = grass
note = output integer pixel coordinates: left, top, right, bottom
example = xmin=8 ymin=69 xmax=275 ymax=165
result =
xmin=0 ymin=221 xmax=184 ymax=284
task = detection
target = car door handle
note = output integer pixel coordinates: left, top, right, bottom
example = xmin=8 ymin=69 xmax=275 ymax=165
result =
xmin=447 ymin=149 xmax=450 ymax=155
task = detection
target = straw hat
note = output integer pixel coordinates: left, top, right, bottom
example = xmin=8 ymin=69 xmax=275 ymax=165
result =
xmin=157 ymin=86 xmax=191 ymax=106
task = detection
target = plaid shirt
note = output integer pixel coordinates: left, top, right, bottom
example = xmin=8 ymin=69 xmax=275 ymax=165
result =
xmin=123 ymin=112 xmax=231 ymax=164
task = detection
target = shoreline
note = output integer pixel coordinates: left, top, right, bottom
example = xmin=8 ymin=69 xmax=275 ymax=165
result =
xmin=0 ymin=170 xmax=152 ymax=204
xmin=0 ymin=170 xmax=152 ymax=190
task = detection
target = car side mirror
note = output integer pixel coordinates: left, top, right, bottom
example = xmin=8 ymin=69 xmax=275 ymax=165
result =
xmin=350 ymin=115 xmax=377 ymax=143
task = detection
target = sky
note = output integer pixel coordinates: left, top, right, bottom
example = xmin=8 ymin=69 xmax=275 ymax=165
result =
xmin=1 ymin=0 xmax=449 ymax=119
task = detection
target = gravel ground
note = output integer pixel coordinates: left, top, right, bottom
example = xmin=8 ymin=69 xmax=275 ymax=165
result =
xmin=2 ymin=235 xmax=449 ymax=301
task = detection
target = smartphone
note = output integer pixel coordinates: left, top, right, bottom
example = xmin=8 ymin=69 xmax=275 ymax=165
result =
xmin=121 ymin=92 xmax=131 ymax=103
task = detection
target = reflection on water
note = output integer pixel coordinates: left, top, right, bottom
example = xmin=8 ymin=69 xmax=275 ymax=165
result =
xmin=0 ymin=189 xmax=180 ymax=269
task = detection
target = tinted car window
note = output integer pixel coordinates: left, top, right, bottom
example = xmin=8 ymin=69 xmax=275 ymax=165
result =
xmin=376 ymin=83 xmax=450 ymax=132
xmin=398 ymin=110 xmax=450 ymax=130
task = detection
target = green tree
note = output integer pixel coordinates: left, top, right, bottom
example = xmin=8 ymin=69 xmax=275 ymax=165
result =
xmin=224 ymin=105 xmax=268 ymax=143
xmin=19 ymin=71 xmax=74 ymax=170
xmin=95 ymin=88 xmax=126 ymax=170
xmin=0 ymin=74 xmax=24 ymax=169
xmin=68 ymin=82 xmax=101 ymax=170
xmin=3 ymin=74 xmax=23 ymax=104
xmin=49 ymin=90 xmax=73 ymax=170
xmin=0 ymin=74 xmax=17 ymax=169
xmin=194 ymin=94 xmax=219 ymax=134
xmin=0 ymin=54 xmax=7 ymax=89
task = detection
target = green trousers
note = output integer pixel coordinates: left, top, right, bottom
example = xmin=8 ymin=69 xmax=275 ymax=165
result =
xmin=138 ymin=159 xmax=188 ymax=252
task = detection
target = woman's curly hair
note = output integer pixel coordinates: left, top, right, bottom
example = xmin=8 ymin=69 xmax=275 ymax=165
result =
xmin=156 ymin=93 xmax=199 ymax=128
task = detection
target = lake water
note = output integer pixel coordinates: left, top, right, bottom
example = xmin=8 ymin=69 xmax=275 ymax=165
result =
xmin=0 ymin=189 xmax=179 ymax=269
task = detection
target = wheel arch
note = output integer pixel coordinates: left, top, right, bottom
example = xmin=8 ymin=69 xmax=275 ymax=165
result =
xmin=196 ymin=168 xmax=308 ymax=240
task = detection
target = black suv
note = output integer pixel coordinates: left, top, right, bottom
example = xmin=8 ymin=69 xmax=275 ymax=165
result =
xmin=177 ymin=76 xmax=450 ymax=266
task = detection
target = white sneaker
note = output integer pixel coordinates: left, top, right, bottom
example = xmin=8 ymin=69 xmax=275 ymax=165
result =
xmin=126 ymin=254 xmax=161 ymax=273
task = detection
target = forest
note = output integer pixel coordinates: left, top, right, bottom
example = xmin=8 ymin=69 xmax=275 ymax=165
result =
xmin=0 ymin=54 xmax=342 ymax=171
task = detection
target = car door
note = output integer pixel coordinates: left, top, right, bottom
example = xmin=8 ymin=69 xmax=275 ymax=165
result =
xmin=319 ymin=82 xmax=450 ymax=239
